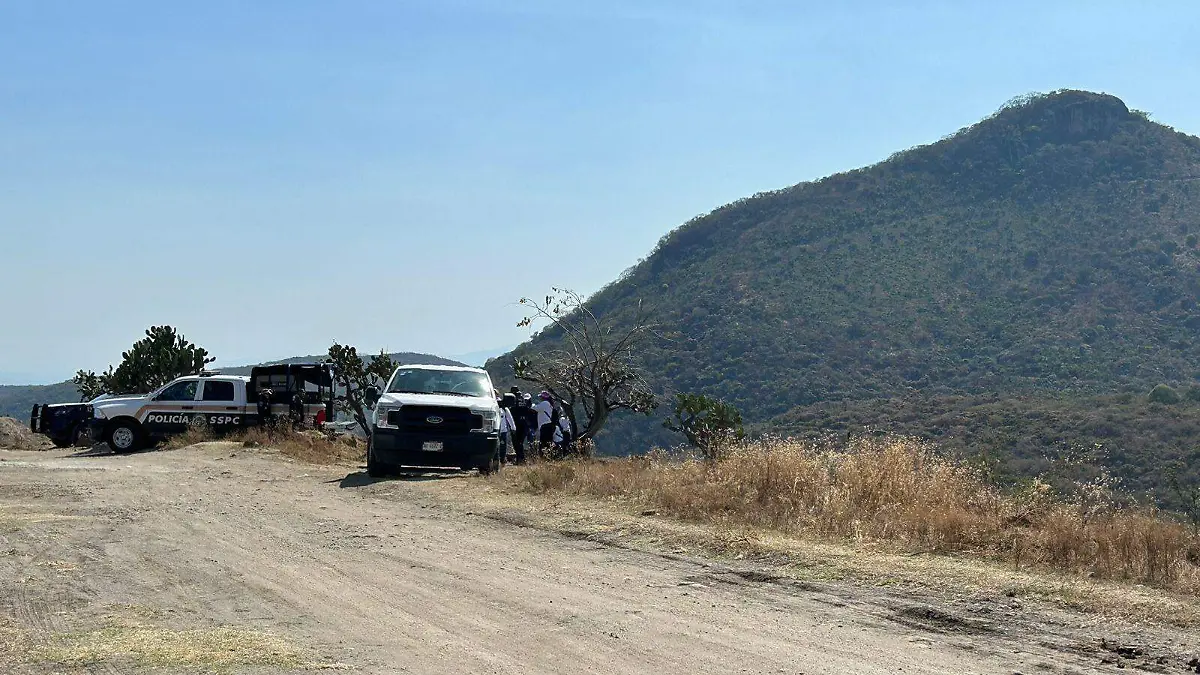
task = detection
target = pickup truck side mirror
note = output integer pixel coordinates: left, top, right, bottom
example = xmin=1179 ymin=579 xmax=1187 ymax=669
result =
xmin=365 ymin=386 xmax=380 ymax=407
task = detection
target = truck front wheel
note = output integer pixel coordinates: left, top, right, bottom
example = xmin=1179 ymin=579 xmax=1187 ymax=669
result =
xmin=366 ymin=440 xmax=389 ymax=478
xmin=70 ymin=424 xmax=92 ymax=448
xmin=107 ymin=421 xmax=142 ymax=454
xmin=476 ymin=447 xmax=500 ymax=475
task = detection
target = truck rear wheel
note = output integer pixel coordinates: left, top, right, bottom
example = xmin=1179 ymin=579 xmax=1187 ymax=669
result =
xmin=107 ymin=421 xmax=142 ymax=454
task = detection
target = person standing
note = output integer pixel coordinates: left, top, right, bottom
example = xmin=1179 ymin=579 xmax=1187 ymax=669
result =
xmin=556 ymin=409 xmax=573 ymax=456
xmin=522 ymin=393 xmax=538 ymax=446
xmin=552 ymin=416 xmax=565 ymax=458
xmin=511 ymin=393 xmax=529 ymax=464
xmin=498 ymin=393 xmax=517 ymax=465
xmin=535 ymin=391 xmax=556 ymax=454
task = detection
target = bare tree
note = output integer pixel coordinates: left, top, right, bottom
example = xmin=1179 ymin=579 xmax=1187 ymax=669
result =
xmin=513 ymin=288 xmax=657 ymax=442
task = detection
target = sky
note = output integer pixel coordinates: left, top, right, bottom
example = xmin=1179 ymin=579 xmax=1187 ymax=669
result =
xmin=3 ymin=0 xmax=1200 ymax=384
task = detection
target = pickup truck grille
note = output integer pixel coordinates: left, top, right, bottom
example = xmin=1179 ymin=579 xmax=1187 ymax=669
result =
xmin=387 ymin=406 xmax=483 ymax=435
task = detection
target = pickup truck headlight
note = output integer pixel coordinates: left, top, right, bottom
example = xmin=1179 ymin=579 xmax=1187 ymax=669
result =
xmin=477 ymin=410 xmax=499 ymax=433
xmin=374 ymin=406 xmax=398 ymax=429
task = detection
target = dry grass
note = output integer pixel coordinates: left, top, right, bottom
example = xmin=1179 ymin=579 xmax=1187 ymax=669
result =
xmin=0 ymin=616 xmax=26 ymax=663
xmin=29 ymin=622 xmax=304 ymax=669
xmin=507 ymin=436 xmax=1200 ymax=592
xmin=0 ymin=505 xmax=83 ymax=532
xmin=160 ymin=424 xmax=222 ymax=450
xmin=238 ymin=424 xmax=364 ymax=465
xmin=163 ymin=422 xmax=364 ymax=465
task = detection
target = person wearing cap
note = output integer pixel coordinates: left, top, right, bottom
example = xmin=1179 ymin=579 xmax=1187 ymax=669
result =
xmin=522 ymin=393 xmax=538 ymax=445
xmin=535 ymin=391 xmax=556 ymax=453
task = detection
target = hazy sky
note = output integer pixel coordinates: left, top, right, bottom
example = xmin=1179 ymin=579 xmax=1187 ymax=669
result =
xmin=3 ymin=1 xmax=1199 ymax=384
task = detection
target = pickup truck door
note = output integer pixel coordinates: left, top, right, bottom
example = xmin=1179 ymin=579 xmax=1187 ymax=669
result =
xmin=196 ymin=380 xmax=248 ymax=428
xmin=140 ymin=378 xmax=202 ymax=436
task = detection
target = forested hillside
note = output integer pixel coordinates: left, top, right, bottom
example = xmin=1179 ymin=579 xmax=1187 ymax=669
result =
xmin=492 ymin=90 xmax=1200 ymax=504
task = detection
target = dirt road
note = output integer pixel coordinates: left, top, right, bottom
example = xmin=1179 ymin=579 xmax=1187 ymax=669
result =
xmin=0 ymin=444 xmax=1192 ymax=674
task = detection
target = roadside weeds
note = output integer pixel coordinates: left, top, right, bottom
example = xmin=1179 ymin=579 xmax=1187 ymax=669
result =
xmin=162 ymin=423 xmax=363 ymax=465
xmin=495 ymin=437 xmax=1200 ymax=592
xmin=459 ymin=438 xmax=1200 ymax=628
xmin=458 ymin=476 xmax=1200 ymax=628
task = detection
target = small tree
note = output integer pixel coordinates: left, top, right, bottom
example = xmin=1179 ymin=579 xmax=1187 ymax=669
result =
xmin=327 ymin=343 xmax=396 ymax=434
xmin=1166 ymin=465 xmax=1200 ymax=533
xmin=512 ymin=288 xmax=657 ymax=442
xmin=73 ymin=325 xmax=214 ymax=397
xmin=664 ymin=393 xmax=745 ymax=460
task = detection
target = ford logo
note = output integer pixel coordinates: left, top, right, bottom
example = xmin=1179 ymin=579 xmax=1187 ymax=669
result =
xmin=426 ymin=416 xmax=444 ymax=425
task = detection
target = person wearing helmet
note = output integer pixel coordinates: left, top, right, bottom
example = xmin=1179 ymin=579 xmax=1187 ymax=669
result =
xmin=535 ymin=391 xmax=556 ymax=453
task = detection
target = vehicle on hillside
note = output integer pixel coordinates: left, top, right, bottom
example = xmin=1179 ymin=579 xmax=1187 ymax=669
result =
xmin=31 ymin=364 xmax=335 ymax=453
xmin=366 ymin=364 xmax=501 ymax=476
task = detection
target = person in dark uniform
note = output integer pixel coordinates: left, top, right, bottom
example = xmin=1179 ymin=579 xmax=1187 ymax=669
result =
xmin=511 ymin=391 xmax=529 ymax=464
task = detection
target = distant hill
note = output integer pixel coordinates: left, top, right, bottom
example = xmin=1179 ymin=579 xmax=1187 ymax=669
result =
xmin=0 ymin=351 xmax=462 ymax=420
xmin=447 ymin=346 xmax=518 ymax=368
xmin=215 ymin=352 xmax=464 ymax=376
xmin=491 ymin=90 xmax=1200 ymax=505
xmin=0 ymin=381 xmax=79 ymax=422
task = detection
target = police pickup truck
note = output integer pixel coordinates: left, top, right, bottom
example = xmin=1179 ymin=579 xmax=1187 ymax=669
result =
xmin=33 ymin=363 xmax=335 ymax=453
xmin=366 ymin=364 xmax=502 ymax=476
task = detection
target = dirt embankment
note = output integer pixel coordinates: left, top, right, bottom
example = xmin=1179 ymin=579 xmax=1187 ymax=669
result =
xmin=0 ymin=417 xmax=51 ymax=451
xmin=0 ymin=443 xmax=1197 ymax=674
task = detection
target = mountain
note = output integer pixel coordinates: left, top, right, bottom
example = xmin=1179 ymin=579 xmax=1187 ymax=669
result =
xmin=214 ymin=352 xmax=465 ymax=376
xmin=0 ymin=351 xmax=462 ymax=420
xmin=491 ymin=90 xmax=1200 ymax=504
xmin=447 ymin=346 xmax=519 ymax=368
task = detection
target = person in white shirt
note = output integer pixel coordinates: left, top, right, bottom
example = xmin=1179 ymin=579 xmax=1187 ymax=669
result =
xmin=498 ymin=393 xmax=517 ymax=464
xmin=534 ymin=391 xmax=556 ymax=453
xmin=554 ymin=411 xmax=572 ymax=456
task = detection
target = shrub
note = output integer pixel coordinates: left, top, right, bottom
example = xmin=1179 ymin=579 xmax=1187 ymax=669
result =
xmin=1149 ymin=384 xmax=1183 ymax=404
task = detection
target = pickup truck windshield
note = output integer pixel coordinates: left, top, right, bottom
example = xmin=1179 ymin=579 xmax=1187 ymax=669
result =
xmin=387 ymin=370 xmax=492 ymax=397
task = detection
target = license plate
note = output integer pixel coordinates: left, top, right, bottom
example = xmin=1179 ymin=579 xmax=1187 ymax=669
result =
xmin=422 ymin=441 xmax=444 ymax=452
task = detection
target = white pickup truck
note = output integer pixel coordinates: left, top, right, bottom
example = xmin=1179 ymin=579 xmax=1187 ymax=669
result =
xmin=83 ymin=364 xmax=335 ymax=453
xmin=366 ymin=364 xmax=502 ymax=475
